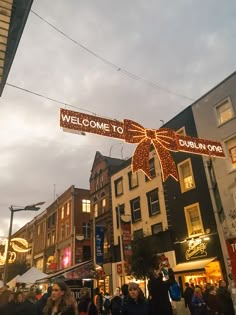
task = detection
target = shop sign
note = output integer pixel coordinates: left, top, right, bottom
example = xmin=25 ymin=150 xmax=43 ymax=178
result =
xmin=226 ymin=238 xmax=236 ymax=279
xmin=0 ymin=238 xmax=31 ymax=265
xmin=95 ymin=226 xmax=104 ymax=265
xmin=185 ymin=238 xmax=207 ymax=260
xmin=60 ymin=109 xmax=225 ymax=182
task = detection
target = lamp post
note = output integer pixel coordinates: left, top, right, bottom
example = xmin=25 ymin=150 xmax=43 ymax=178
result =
xmin=3 ymin=201 xmax=45 ymax=284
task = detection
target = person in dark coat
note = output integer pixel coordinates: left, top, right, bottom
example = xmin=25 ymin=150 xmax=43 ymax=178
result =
xmin=121 ymin=282 xmax=149 ymax=315
xmin=148 ymin=264 xmax=175 ymax=315
xmin=36 ymin=286 xmax=52 ymax=315
xmin=206 ymin=285 xmax=219 ymax=315
xmin=94 ymin=287 xmax=103 ymax=315
xmin=216 ymin=280 xmax=235 ymax=315
xmin=78 ymin=287 xmax=97 ymax=315
xmin=183 ymin=282 xmax=194 ymax=315
xmin=43 ymin=281 xmax=78 ymax=315
xmin=110 ymin=288 xmax=122 ymax=315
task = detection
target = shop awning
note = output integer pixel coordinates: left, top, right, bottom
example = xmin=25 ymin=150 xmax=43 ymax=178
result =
xmin=36 ymin=260 xmax=102 ymax=283
xmin=173 ymin=257 xmax=217 ymax=274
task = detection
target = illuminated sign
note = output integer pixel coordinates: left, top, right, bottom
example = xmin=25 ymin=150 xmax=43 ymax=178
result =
xmin=185 ymin=238 xmax=207 ymax=260
xmin=60 ymin=109 xmax=225 ymax=181
xmin=0 ymin=238 xmax=31 ymax=265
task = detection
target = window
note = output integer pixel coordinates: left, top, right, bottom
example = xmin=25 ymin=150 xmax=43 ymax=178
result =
xmin=60 ymin=224 xmax=65 ymax=240
xmin=82 ymin=223 xmax=91 ymax=239
xmin=61 ymin=207 xmax=64 ymax=219
xmin=145 ymin=158 xmax=156 ymax=181
xmin=115 ymin=177 xmax=123 ymax=196
xmin=116 ymin=204 xmax=125 ymax=228
xmin=37 ymin=225 xmax=41 ymax=236
xmin=225 ymin=135 xmax=236 ymax=170
xmin=94 ymin=203 xmax=98 ymax=218
xmin=65 ymin=221 xmax=70 ymax=237
xmin=176 ymin=127 xmax=186 ymax=136
xmin=51 ymin=231 xmax=55 ymax=245
xmin=184 ymin=203 xmax=204 ymax=236
xmin=100 ymin=173 xmax=104 ymax=188
xmin=101 ymin=198 xmax=106 ymax=213
xmin=82 ymin=199 xmax=91 ymax=213
xmin=130 ymin=197 xmax=141 ymax=222
xmin=95 ymin=173 xmax=99 ymax=190
xmin=47 ymin=233 xmax=51 ymax=247
xmin=151 ymin=223 xmax=163 ymax=235
xmin=147 ymin=189 xmax=160 ymax=216
xmin=133 ymin=229 xmax=143 ymax=240
xmin=178 ymin=159 xmax=195 ymax=192
xmin=66 ymin=203 xmax=70 ymax=215
xmin=128 ymin=172 xmax=138 ymax=189
xmin=216 ymin=98 xmax=234 ymax=125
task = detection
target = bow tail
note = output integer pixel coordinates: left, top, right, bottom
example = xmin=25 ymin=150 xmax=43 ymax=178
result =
xmin=132 ymin=139 xmax=152 ymax=178
xmin=153 ymin=140 xmax=179 ymax=181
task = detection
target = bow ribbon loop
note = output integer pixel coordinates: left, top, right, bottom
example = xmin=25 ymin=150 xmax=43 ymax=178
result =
xmin=124 ymin=119 xmax=178 ymax=181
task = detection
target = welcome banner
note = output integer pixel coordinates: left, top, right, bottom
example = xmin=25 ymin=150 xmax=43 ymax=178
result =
xmin=60 ymin=108 xmax=225 ymax=181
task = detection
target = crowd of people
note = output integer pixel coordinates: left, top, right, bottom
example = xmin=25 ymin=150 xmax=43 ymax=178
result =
xmin=184 ymin=280 xmax=235 ymax=315
xmin=0 ymin=270 xmax=235 ymax=315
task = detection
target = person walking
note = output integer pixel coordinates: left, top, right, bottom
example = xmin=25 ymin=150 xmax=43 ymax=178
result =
xmin=121 ymin=282 xmax=149 ymax=315
xmin=78 ymin=287 xmax=97 ymax=315
xmin=183 ymin=282 xmax=194 ymax=315
xmin=216 ymin=280 xmax=235 ymax=315
xmin=205 ymin=285 xmax=219 ymax=315
xmin=148 ymin=263 xmax=175 ymax=315
xmin=110 ymin=288 xmax=121 ymax=315
xmin=43 ymin=281 xmax=78 ymax=315
xmin=191 ymin=287 xmax=207 ymax=315
xmin=94 ymin=287 xmax=103 ymax=315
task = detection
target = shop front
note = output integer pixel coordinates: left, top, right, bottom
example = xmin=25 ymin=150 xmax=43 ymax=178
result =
xmin=173 ymin=233 xmax=225 ymax=289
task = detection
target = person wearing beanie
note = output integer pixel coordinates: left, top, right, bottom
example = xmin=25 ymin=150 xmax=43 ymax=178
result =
xmin=121 ymin=282 xmax=149 ymax=315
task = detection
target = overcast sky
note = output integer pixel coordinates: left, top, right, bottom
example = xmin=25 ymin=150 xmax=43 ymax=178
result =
xmin=0 ymin=0 xmax=236 ymax=237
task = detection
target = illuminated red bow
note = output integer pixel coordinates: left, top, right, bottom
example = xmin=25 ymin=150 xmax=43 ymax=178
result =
xmin=124 ymin=119 xmax=178 ymax=181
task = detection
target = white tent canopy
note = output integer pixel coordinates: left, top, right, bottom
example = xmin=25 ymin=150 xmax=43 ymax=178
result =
xmin=7 ymin=274 xmax=20 ymax=289
xmin=16 ymin=267 xmax=47 ymax=284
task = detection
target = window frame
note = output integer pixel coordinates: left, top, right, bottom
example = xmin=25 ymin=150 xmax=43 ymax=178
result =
xmin=115 ymin=177 xmax=124 ymax=196
xmin=178 ymin=158 xmax=196 ymax=193
xmin=184 ymin=202 xmax=204 ymax=237
xmin=133 ymin=228 xmax=143 ymax=240
xmin=128 ymin=171 xmax=139 ymax=190
xmin=215 ymin=97 xmax=234 ymax=126
xmin=130 ymin=197 xmax=142 ymax=222
xmin=176 ymin=126 xmax=186 ymax=136
xmin=82 ymin=199 xmax=91 ymax=213
xmin=151 ymin=222 xmax=163 ymax=235
xmin=146 ymin=188 xmax=160 ymax=216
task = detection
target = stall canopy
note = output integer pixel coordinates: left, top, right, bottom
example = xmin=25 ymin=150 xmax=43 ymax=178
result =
xmin=7 ymin=274 xmax=20 ymax=289
xmin=16 ymin=267 xmax=47 ymax=284
xmin=36 ymin=260 xmax=101 ymax=284
xmin=173 ymin=257 xmax=217 ymax=274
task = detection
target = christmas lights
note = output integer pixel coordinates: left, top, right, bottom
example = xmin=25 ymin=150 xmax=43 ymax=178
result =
xmin=60 ymin=109 xmax=225 ymax=181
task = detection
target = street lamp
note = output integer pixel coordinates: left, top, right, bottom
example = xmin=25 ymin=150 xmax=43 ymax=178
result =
xmin=3 ymin=201 xmax=45 ymax=284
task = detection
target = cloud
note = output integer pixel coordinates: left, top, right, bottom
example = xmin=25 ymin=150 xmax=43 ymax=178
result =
xmin=0 ymin=0 xmax=235 ymax=235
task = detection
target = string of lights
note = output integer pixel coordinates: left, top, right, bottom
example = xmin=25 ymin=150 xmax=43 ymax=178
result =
xmin=30 ymin=10 xmax=194 ymax=102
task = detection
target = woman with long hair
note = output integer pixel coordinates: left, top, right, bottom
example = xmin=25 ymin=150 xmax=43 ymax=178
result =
xmin=43 ymin=281 xmax=78 ymax=315
xmin=121 ymin=282 xmax=149 ymax=315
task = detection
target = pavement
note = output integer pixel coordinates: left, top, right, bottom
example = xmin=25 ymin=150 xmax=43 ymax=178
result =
xmin=173 ymin=299 xmax=191 ymax=315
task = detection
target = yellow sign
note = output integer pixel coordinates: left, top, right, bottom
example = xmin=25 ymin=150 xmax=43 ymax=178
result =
xmin=0 ymin=238 xmax=31 ymax=265
xmin=185 ymin=239 xmax=207 ymax=260
xmin=60 ymin=109 xmax=225 ymax=181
